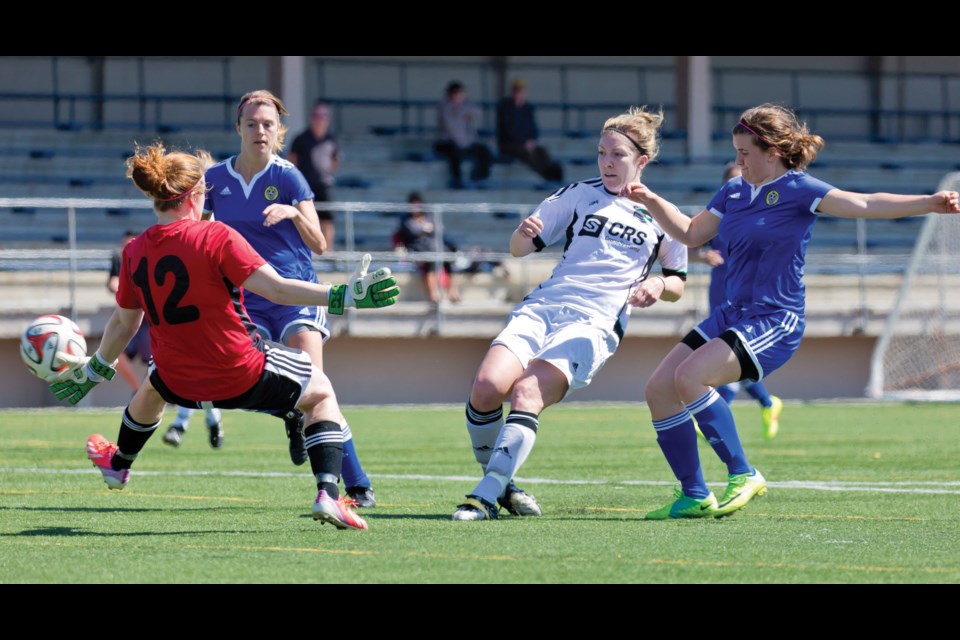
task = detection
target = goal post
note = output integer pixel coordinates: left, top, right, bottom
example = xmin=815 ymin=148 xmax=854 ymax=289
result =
xmin=867 ymin=172 xmax=960 ymax=400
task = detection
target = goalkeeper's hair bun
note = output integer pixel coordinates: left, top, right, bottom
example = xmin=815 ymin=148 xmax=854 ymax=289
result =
xmin=126 ymin=142 xmax=213 ymax=212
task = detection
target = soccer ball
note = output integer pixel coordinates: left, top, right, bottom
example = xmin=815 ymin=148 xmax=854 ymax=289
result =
xmin=20 ymin=314 xmax=87 ymax=381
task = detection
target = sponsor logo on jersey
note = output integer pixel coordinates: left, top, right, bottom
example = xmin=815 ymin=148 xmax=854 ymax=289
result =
xmin=765 ymin=190 xmax=780 ymax=206
xmin=579 ymin=214 xmax=608 ymax=238
xmin=220 ymin=186 xmax=232 ymax=196
xmin=264 ymin=185 xmax=279 ymax=201
xmin=756 ymin=217 xmax=766 ymax=226
xmin=299 ymin=307 xmax=311 ymax=315
xmin=729 ymin=192 xmax=742 ymax=199
xmin=579 ymin=214 xmax=648 ymax=246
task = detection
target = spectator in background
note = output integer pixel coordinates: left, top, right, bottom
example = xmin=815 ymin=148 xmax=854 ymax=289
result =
xmin=395 ymin=191 xmax=461 ymax=305
xmin=107 ymin=230 xmax=151 ymax=391
xmin=289 ymin=100 xmax=341 ymax=248
xmin=497 ymin=78 xmax=563 ymax=184
xmin=435 ymin=81 xmax=493 ymax=189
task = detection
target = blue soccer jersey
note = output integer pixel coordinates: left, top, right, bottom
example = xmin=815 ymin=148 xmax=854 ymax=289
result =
xmin=706 ymin=235 xmax=728 ymax=312
xmin=204 ymin=155 xmax=315 ymax=283
xmin=707 ymin=170 xmax=835 ymax=316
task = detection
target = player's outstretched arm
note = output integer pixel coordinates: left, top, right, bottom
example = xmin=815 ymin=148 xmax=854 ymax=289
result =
xmin=818 ymin=189 xmax=960 ymax=219
xmin=243 ymin=254 xmax=399 ymax=314
xmin=620 ymin=182 xmax=719 ymax=248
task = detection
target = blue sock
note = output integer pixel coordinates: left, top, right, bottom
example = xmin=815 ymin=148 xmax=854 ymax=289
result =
xmin=743 ymin=381 xmax=773 ymax=408
xmin=340 ymin=423 xmax=371 ymax=489
xmin=653 ymin=411 xmax=709 ymax=499
xmin=716 ymin=384 xmax=739 ymax=404
xmin=688 ymin=389 xmax=751 ymax=476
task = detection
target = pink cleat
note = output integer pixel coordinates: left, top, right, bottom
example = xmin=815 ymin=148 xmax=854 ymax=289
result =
xmin=312 ymin=490 xmax=368 ymax=530
xmin=86 ymin=434 xmax=129 ymax=490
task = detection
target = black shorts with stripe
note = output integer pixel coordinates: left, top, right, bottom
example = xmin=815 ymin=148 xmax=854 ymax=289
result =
xmin=149 ymin=339 xmax=313 ymax=414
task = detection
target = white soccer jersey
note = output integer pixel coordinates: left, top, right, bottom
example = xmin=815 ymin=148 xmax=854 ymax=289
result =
xmin=523 ymin=177 xmax=688 ymax=332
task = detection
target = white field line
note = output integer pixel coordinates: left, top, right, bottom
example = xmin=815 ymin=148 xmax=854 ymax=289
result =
xmin=2 ymin=467 xmax=960 ymax=495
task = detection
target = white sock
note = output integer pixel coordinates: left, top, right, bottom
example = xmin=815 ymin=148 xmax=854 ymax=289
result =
xmin=472 ymin=412 xmax=538 ymax=504
xmin=466 ymin=401 xmax=503 ymax=470
xmin=174 ymin=406 xmax=194 ymax=430
xmin=205 ymin=407 xmax=222 ymax=427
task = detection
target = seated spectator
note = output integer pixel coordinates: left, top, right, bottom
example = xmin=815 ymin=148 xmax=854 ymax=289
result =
xmin=497 ymin=78 xmax=563 ymax=183
xmin=395 ymin=192 xmax=461 ymax=304
xmin=434 ymin=81 xmax=493 ymax=189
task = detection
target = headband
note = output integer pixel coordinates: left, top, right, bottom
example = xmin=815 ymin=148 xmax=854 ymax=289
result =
xmin=604 ymin=127 xmax=646 ymax=156
xmin=159 ymin=180 xmax=201 ymax=202
xmin=737 ymin=120 xmax=772 ymax=146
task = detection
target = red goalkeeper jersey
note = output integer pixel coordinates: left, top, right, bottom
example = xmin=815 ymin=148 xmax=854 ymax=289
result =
xmin=116 ymin=219 xmax=267 ymax=400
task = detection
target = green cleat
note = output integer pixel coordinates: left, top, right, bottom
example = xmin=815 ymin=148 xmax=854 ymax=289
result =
xmin=761 ymin=396 xmax=783 ymax=440
xmin=715 ymin=469 xmax=767 ymax=518
xmin=644 ymin=486 xmax=719 ymax=520
xmin=693 ymin=419 xmax=708 ymax=443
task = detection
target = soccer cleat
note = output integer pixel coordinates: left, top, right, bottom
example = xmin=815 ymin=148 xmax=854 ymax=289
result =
xmin=162 ymin=425 xmax=185 ymax=448
xmin=644 ymin=486 xmax=719 ymax=520
xmin=346 ymin=485 xmax=377 ymax=508
xmin=497 ymin=481 xmax=542 ymax=516
xmin=693 ymin=420 xmax=708 ymax=443
xmin=86 ymin=434 xmax=129 ymax=490
xmin=312 ymin=490 xmax=368 ymax=530
xmin=452 ymin=496 xmax=499 ymax=521
xmin=714 ymin=469 xmax=767 ymax=518
xmin=284 ymin=410 xmax=307 ymax=466
xmin=207 ymin=421 xmax=224 ymax=449
xmin=761 ymin=396 xmax=783 ymax=440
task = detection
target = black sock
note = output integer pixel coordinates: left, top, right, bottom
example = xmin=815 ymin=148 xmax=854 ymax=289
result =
xmin=112 ymin=408 xmax=160 ymax=471
xmin=304 ymin=420 xmax=343 ymax=497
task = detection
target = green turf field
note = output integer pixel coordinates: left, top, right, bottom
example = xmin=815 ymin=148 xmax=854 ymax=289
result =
xmin=1 ymin=402 xmax=958 ymax=583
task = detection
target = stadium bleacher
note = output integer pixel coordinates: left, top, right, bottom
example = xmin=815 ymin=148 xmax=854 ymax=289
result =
xmin=0 ymin=126 xmax=952 ymax=256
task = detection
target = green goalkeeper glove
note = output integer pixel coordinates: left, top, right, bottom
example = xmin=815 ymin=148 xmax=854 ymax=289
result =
xmin=328 ymin=253 xmax=400 ymax=315
xmin=49 ymin=351 xmax=117 ymax=405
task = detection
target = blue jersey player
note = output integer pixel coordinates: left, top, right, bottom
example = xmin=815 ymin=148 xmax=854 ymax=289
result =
xmin=623 ymin=103 xmax=959 ymax=520
xmin=169 ymin=89 xmax=377 ymax=508
xmin=692 ymin=163 xmax=783 ymax=440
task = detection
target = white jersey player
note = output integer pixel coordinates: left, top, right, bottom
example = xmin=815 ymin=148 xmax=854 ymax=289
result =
xmin=453 ymin=106 xmax=688 ymax=521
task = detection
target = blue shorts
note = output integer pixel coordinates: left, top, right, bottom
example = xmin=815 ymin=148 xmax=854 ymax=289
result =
xmin=694 ymin=305 xmax=804 ymax=382
xmin=245 ymin=294 xmax=330 ymax=345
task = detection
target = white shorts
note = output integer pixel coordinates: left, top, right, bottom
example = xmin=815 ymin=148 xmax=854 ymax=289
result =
xmin=493 ymin=303 xmax=621 ymax=393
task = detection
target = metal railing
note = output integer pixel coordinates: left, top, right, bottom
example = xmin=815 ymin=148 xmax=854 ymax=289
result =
xmin=0 ymin=197 xmax=921 ymax=337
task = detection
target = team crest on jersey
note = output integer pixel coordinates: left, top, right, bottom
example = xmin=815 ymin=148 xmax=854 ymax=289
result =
xmin=633 ymin=206 xmax=653 ymax=223
xmin=264 ymin=185 xmax=279 ymax=201
xmin=765 ymin=190 xmax=780 ymax=206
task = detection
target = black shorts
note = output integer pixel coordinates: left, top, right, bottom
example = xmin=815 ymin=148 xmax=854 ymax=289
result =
xmin=149 ymin=339 xmax=313 ymax=414
xmin=680 ymin=328 xmax=760 ymax=382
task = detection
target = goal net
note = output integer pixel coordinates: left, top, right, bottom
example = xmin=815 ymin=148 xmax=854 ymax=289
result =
xmin=867 ymin=172 xmax=960 ymax=400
